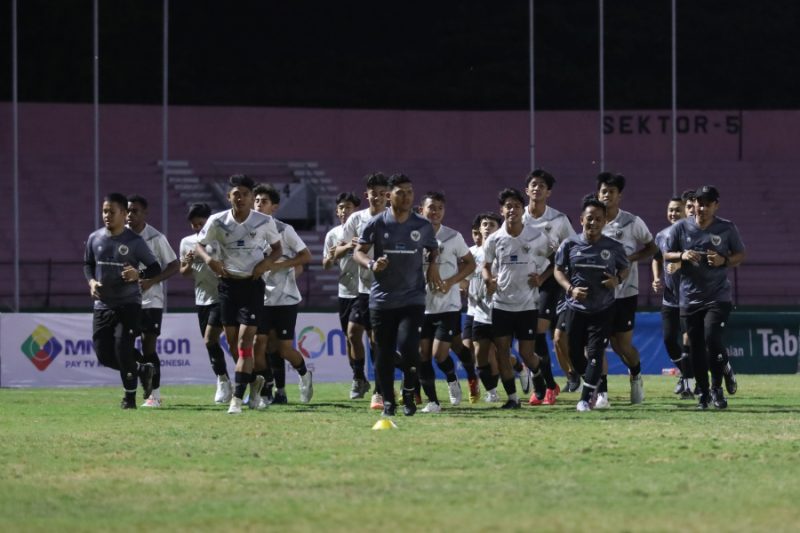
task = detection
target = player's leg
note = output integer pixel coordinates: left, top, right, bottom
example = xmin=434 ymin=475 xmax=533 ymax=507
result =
xmin=395 ymin=305 xmax=425 ymax=416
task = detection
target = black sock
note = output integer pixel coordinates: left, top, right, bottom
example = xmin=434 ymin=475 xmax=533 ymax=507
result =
xmin=269 ymin=352 xmax=286 ymax=389
xmin=452 ymin=344 xmax=476 ymax=379
xmin=599 ymin=374 xmax=608 ymax=393
xmin=206 ymin=342 xmax=228 ymax=376
xmin=293 ymin=360 xmax=308 ymax=376
xmin=629 ymin=362 xmax=641 ymax=377
xmin=680 ymin=349 xmax=694 ymax=378
xmin=420 ymin=360 xmax=438 ymax=403
xmin=501 ymin=377 xmax=517 ymax=396
xmin=143 ymin=352 xmax=161 ymax=390
xmin=437 ymin=356 xmax=458 ymax=382
xmin=234 ymin=371 xmax=250 ymax=399
xmin=538 ymin=356 xmax=557 ymax=389
xmin=477 ymin=364 xmax=494 ymax=391
xmin=351 ymin=357 xmax=367 ymax=380
xmin=512 ymin=359 xmax=524 ymax=373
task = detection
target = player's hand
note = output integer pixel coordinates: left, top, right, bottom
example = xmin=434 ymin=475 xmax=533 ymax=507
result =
xmin=207 ymin=259 xmax=227 ymax=277
xmin=681 ymin=250 xmax=702 ymax=266
xmin=601 ymin=272 xmax=618 ymax=290
xmin=121 ymin=265 xmax=139 ymax=282
xmin=184 ymin=250 xmax=195 ymax=263
xmin=652 ymin=277 xmax=663 ymax=293
xmin=373 ymin=254 xmax=389 ymax=273
xmin=484 ymin=277 xmax=497 ymax=297
xmin=139 ymin=278 xmax=156 ymax=292
xmin=252 ymin=260 xmax=274 ymax=279
xmin=571 ymin=285 xmax=588 ymax=301
xmin=706 ymin=249 xmax=725 ymax=267
xmin=89 ymin=279 xmax=102 ymax=299
xmin=666 ymin=261 xmax=681 ymax=275
xmin=527 ymin=272 xmax=542 ymax=288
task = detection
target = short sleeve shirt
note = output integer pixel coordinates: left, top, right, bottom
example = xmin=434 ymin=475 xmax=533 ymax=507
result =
xmin=133 ymin=224 xmax=178 ymax=309
xmin=342 ymin=208 xmax=382 ymax=294
xmin=424 ymin=225 xmax=471 ymax=314
xmin=263 ymin=220 xmax=307 ymax=306
xmin=198 ymin=209 xmax=280 ymax=278
xmin=523 ymin=205 xmax=577 ymax=291
xmin=179 ymin=233 xmax=219 ymax=306
xmin=654 ymin=226 xmax=680 ymax=308
xmin=468 ymin=244 xmax=493 ymax=324
xmin=324 ymin=224 xmax=359 ymax=299
xmin=601 ymin=209 xmax=653 ymax=298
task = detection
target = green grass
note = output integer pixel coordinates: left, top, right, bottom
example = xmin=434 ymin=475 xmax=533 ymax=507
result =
xmin=2 ymin=376 xmax=800 ymax=532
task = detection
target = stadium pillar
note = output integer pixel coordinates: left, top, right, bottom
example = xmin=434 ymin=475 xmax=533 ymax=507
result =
xmin=598 ymin=0 xmax=605 ymax=172
xmin=528 ymin=0 xmax=535 ymax=170
xmin=12 ymin=0 xmax=20 ymax=312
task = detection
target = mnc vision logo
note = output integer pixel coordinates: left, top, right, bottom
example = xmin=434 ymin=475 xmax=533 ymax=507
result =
xmin=21 ymin=325 xmax=63 ymax=371
xmin=297 ymin=326 xmax=326 ymax=359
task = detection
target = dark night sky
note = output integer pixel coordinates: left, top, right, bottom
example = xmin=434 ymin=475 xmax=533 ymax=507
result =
xmin=1 ymin=0 xmax=798 ymax=110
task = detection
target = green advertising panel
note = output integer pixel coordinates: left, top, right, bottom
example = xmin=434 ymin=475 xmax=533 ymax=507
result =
xmin=725 ymin=312 xmax=800 ymax=374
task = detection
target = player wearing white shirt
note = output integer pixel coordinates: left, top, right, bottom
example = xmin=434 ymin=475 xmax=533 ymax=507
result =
xmin=417 ymin=192 xmax=476 ymax=413
xmin=323 ymin=192 xmax=370 ymax=400
xmin=179 ymin=203 xmax=232 ymax=405
xmin=596 ymin=172 xmax=658 ymax=406
xmin=334 ymin=172 xmax=390 ymax=410
xmin=126 ymin=195 xmax=179 ymax=408
xmin=194 ymin=175 xmax=282 ymax=414
xmin=252 ymin=185 xmax=313 ymax=408
xmin=482 ymin=188 xmax=560 ymax=409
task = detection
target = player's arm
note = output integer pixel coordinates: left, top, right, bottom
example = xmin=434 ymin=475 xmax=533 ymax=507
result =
xmin=83 ymin=237 xmax=103 ymax=298
xmin=443 ymin=251 xmax=475 ymax=292
xmin=651 ymin=249 xmax=664 ymax=293
xmin=629 ymin=239 xmax=658 ymax=263
xmin=252 ymin=240 xmax=283 ymax=279
xmin=273 ymin=247 xmax=312 ymax=272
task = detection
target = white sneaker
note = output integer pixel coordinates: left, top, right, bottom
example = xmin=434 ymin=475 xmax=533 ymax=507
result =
xmin=630 ymin=374 xmax=645 ymax=404
xmin=255 ymin=396 xmax=270 ymax=410
xmin=299 ymin=371 xmax=313 ymax=404
xmin=141 ymin=395 xmax=161 ymax=408
xmin=421 ymin=401 xmax=442 ymax=413
xmin=215 ymin=375 xmax=232 ymax=404
xmin=227 ymin=397 xmax=243 ymax=414
xmin=349 ymin=378 xmax=370 ymax=400
xmin=576 ymin=400 xmax=592 ymax=412
xmin=594 ymin=392 xmax=610 ymax=409
xmin=518 ymin=368 xmax=533 ymax=395
xmin=447 ymin=380 xmax=462 ymax=406
xmin=248 ymin=375 xmax=266 ymax=410
xmin=485 ymin=389 xmax=500 ymax=403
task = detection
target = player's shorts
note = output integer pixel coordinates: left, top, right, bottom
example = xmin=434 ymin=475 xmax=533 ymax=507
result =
xmin=258 ymin=304 xmax=298 ymax=340
xmin=491 ymin=308 xmax=538 ymax=341
xmin=218 ymin=277 xmax=264 ymax=327
xmin=196 ymin=303 xmax=222 ymax=335
xmin=555 ymin=308 xmax=569 ymax=332
xmin=462 ymin=314 xmax=474 ymax=341
xmin=348 ymin=293 xmax=372 ymax=329
xmin=421 ymin=311 xmax=461 ymax=343
xmin=537 ymin=281 xmax=563 ymax=323
xmin=611 ymin=295 xmax=638 ymax=333
xmin=338 ymin=296 xmax=358 ymax=332
xmin=139 ymin=308 xmax=163 ymax=335
xmin=471 ymin=320 xmax=494 ymax=342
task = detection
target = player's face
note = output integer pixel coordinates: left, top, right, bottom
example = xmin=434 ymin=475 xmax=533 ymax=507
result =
xmin=479 ymin=218 xmax=499 ymax=240
xmin=336 ymin=201 xmax=356 ymax=224
xmin=694 ymin=199 xmax=719 ymax=226
xmin=189 ymin=216 xmax=207 ymax=233
xmin=365 ymin=186 xmax=389 ymax=211
xmin=501 ymin=197 xmax=524 ymax=224
xmin=254 ymin=194 xmax=275 ymax=215
xmin=526 ymin=177 xmax=551 ymax=203
xmin=597 ymin=184 xmax=622 ymax=209
xmin=421 ymin=198 xmax=445 ymax=226
xmin=684 ymin=199 xmax=696 ymax=218
xmin=228 ymin=186 xmax=254 ymax=213
xmin=102 ymin=201 xmax=127 ymax=232
xmin=580 ymin=206 xmax=606 ymax=240
xmin=471 ymin=229 xmax=482 ymax=246
xmin=126 ymin=201 xmax=146 ymax=230
xmin=389 ymin=183 xmax=415 ymax=213
xmin=667 ymin=200 xmax=684 ymax=224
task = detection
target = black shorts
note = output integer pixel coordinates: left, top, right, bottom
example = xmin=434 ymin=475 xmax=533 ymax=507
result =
xmin=611 ymin=295 xmax=638 ymax=333
xmin=93 ymin=304 xmax=142 ymax=340
xmin=472 ymin=320 xmax=494 ymax=341
xmin=348 ymin=293 xmax=372 ymax=329
xmin=421 ymin=311 xmax=461 ymax=342
xmin=258 ymin=304 xmax=298 ymax=340
xmin=491 ymin=308 xmax=538 ymax=341
xmin=537 ymin=279 xmax=563 ymax=323
xmin=462 ymin=315 xmax=474 ymax=341
xmin=338 ymin=297 xmax=358 ymax=332
xmin=561 ymin=306 xmax=614 ymax=373
xmin=555 ymin=308 xmax=569 ymax=332
xmin=139 ymin=308 xmax=163 ymax=335
xmin=196 ymin=303 xmax=222 ymax=335
xmin=218 ymin=277 xmax=264 ymax=327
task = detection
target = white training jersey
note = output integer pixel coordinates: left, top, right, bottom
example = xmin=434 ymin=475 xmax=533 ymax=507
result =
xmin=468 ymin=244 xmax=494 ymax=325
xmin=522 ymin=205 xmax=576 ymax=247
xmin=133 ymin=223 xmax=177 ymax=309
xmin=197 ymin=209 xmax=280 ymax=279
xmin=263 ymin=220 xmax=307 ymax=306
xmin=179 ymin=233 xmax=219 ymax=306
xmin=601 ymin=209 xmax=653 ymax=298
xmin=341 ymin=208 xmax=381 ymax=294
xmin=424 ymin=225 xmax=471 ymax=314
xmin=483 ymin=223 xmax=553 ymax=312
xmin=324 ymin=224 xmax=359 ymax=299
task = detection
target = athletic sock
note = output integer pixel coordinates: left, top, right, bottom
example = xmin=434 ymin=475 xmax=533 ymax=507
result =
xmin=680 ymin=348 xmax=694 ymax=378
xmin=629 ymin=362 xmax=642 ymax=377
xmin=477 ymin=364 xmax=494 ymax=391
xmin=452 ymin=344 xmax=477 ymax=380
xmin=419 ymin=360 xmax=438 ymax=403
xmin=293 ymin=360 xmax=308 ymax=377
xmin=144 ymin=352 xmax=162 ymax=390
xmin=537 ymin=355 xmax=557 ymax=389
xmin=206 ymin=342 xmax=227 ymax=376
xmin=599 ymin=375 xmax=608 ymax=393
xmin=512 ymin=359 xmax=524 ymax=374
xmin=269 ymin=352 xmax=286 ymax=389
xmin=501 ymin=378 xmax=517 ymax=396
xmin=437 ymin=355 xmax=458 ymax=382
xmin=234 ymin=371 xmax=250 ymax=399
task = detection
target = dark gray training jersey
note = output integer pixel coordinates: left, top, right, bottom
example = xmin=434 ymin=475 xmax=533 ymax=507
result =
xmin=359 ymin=210 xmax=438 ymax=310
xmin=84 ymin=227 xmax=159 ymax=310
xmin=654 ymin=226 xmax=680 ymax=308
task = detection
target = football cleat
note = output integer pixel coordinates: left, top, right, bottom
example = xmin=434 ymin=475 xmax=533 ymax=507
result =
xmin=447 ymin=380 xmax=462 ymax=406
xmin=576 ymin=400 xmax=592 ymax=412
xmin=349 ymin=378 xmax=371 ymax=400
xmin=299 ymin=371 xmax=314 ymax=404
xmin=215 ymin=375 xmax=233 ymax=404
xmin=467 ymin=377 xmax=480 ymax=404
xmin=630 ymin=374 xmax=645 ymax=404
xmin=594 ymin=392 xmax=610 ymax=409
xmin=421 ymin=401 xmax=442 ymax=413
xmin=500 ymin=399 xmax=521 ymax=409
xmin=227 ymin=397 xmax=243 ymax=414
xmin=543 ymin=384 xmax=560 ymax=405
xmin=370 ymin=393 xmax=384 ymax=410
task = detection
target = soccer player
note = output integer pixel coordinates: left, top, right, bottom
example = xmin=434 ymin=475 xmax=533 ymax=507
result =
xmin=336 ymin=173 xmax=390 ymax=409
xmin=324 ymin=192 xmax=368 ymax=399
xmin=596 ymin=172 xmax=657 ymax=406
xmin=651 ymin=196 xmax=694 ymax=398
xmin=252 ymin=184 xmax=313 ymax=407
xmin=554 ymin=197 xmax=629 ymax=412
xmin=482 ymin=188 xmax=560 ymax=409
xmin=418 ymin=191 xmax=476 ymax=413
xmin=353 ymin=173 xmax=441 ymax=417
xmin=126 ymin=194 xmax=180 ymax=407
xmin=194 ymin=174 xmax=282 ymax=414
xmin=664 ymin=185 xmax=744 ymax=409
xmin=179 ymin=203 xmax=232 ymax=404
xmin=84 ymin=193 xmax=162 ymax=409
xmin=522 ymin=169 xmax=578 ymax=399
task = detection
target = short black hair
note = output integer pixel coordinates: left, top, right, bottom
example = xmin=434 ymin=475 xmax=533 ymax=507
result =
xmin=474 ymin=211 xmax=503 ymax=229
xmin=365 ymin=172 xmax=389 ymax=189
xmin=669 ymin=195 xmax=684 ymax=203
xmin=128 ymin=194 xmax=148 ymax=210
xmin=421 ymin=191 xmax=446 ymax=204
xmin=388 ymin=173 xmax=412 ymax=189
xmin=526 ymin=169 xmax=556 ymax=189
xmin=335 ymin=192 xmax=361 ymax=207
xmin=681 ymin=189 xmax=696 ymax=202
xmin=498 ymin=187 xmax=526 ymax=206
xmin=596 ymin=172 xmax=626 ymax=192
xmin=582 ymin=197 xmax=607 ymax=214
xmin=229 ymin=174 xmax=256 ymax=191
xmin=253 ymin=183 xmax=280 ymax=204
xmin=104 ymin=192 xmax=128 ymax=211
xmin=187 ymin=203 xmax=212 ymax=220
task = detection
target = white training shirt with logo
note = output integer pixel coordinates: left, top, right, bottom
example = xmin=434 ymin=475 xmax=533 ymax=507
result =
xmin=324 ymin=223 xmax=359 ymax=299
xmin=424 ymin=225 xmax=471 ymax=314
xmin=197 ymin=209 xmax=280 ymax=278
xmin=522 ymin=205 xmax=576 ymax=248
xmin=133 ymin=223 xmax=177 ymax=309
xmin=601 ymin=209 xmax=653 ymax=298
xmin=179 ymin=232 xmax=219 ymax=306
xmin=341 ymin=208 xmax=381 ymax=294
xmin=468 ymin=243 xmax=494 ymax=324
xmin=483 ymin=223 xmax=553 ymax=312
xmin=263 ymin=219 xmax=307 ymax=306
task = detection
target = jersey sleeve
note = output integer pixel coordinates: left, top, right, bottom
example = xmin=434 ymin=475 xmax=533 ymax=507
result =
xmin=555 ymin=215 xmax=577 ymax=242
xmin=453 ymin=233 xmax=470 ymax=259
xmin=358 ymin=216 xmax=377 ymax=245
xmin=341 ymin=212 xmax=358 ymax=241
xmin=615 ymin=242 xmax=631 ymax=273
xmin=632 ymin=216 xmax=654 ymax=246
xmin=422 ymin=223 xmax=439 ymax=252
xmin=554 ymin=240 xmax=569 ymax=272
xmin=153 ymin=234 xmax=178 ymax=265
xmin=197 ymin=217 xmax=218 ymax=246
xmin=264 ymin=218 xmax=281 ymax=247
xmin=726 ymin=222 xmax=746 ymax=255
xmin=83 ymin=234 xmax=96 ymax=282
xmin=283 ymin=225 xmax=308 ymax=255
xmin=483 ymin=234 xmax=497 ymax=265
xmin=134 ymin=237 xmax=159 ymax=269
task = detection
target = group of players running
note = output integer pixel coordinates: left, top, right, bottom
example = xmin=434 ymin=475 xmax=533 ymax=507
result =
xmin=83 ymin=168 xmax=743 ymax=414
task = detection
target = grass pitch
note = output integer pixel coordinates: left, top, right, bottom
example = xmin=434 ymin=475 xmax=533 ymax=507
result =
xmin=1 ymin=375 xmax=799 ymax=532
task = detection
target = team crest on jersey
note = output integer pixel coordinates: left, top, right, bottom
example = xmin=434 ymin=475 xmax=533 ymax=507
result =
xmin=118 ymin=245 xmax=129 ymax=256
xmin=410 ymin=230 xmax=421 ymax=242
xmin=615 ymin=230 xmax=623 ymax=238
xmin=600 ymin=250 xmax=611 ymax=260
xmin=249 ymin=232 xmax=256 ymax=238
xmin=544 ymin=225 xmax=552 ymax=233
xmin=522 ymin=245 xmax=530 ymax=253
xmin=710 ymin=234 xmax=722 ymax=246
